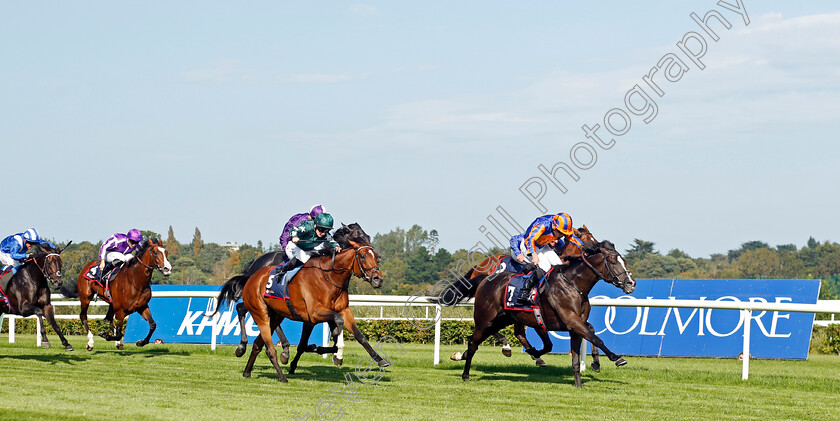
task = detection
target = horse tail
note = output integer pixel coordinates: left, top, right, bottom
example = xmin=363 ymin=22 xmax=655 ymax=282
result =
xmin=60 ymin=281 xmax=79 ymax=298
xmin=211 ymin=274 xmax=249 ymax=317
xmin=429 ymin=269 xmax=483 ymax=305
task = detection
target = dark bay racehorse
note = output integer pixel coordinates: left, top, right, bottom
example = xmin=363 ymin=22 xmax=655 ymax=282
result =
xmin=231 ymin=225 xmax=386 ymax=382
xmin=445 ymin=226 xmax=598 ymax=366
xmin=61 ymin=238 xmax=172 ymax=350
xmin=215 ymin=223 xmax=370 ymax=362
xmin=455 ymin=240 xmax=635 ymax=387
xmin=0 ymin=244 xmax=74 ymax=350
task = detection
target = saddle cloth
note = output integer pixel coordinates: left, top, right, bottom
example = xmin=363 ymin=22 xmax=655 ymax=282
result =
xmin=83 ymin=265 xmax=121 ymax=289
xmin=264 ymin=266 xmax=303 ymax=300
xmin=502 ymin=268 xmax=553 ymax=311
xmin=0 ymin=270 xmax=13 ymax=310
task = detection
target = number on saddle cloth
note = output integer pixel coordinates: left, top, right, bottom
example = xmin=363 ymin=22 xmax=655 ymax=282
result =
xmin=264 ymin=265 xmax=304 ymax=300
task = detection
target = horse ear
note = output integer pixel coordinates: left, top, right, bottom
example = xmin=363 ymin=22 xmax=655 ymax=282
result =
xmin=348 ymin=240 xmax=361 ymax=248
xmin=342 ymin=223 xmax=347 ymax=228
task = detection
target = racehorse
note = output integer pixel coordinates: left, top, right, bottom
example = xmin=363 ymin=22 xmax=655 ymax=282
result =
xmin=0 ymin=243 xmax=74 ymax=351
xmin=445 ymin=226 xmax=598 ymax=366
xmin=234 ymin=225 xmax=386 ymax=382
xmin=61 ymin=238 xmax=172 ymax=350
xmin=214 ymin=223 xmax=370 ymax=363
xmin=455 ymin=240 xmax=635 ymax=387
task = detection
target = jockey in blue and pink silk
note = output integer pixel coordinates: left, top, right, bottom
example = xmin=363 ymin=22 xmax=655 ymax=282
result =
xmin=98 ymin=229 xmax=143 ymax=275
xmin=0 ymin=228 xmax=54 ymax=273
xmin=279 ymin=205 xmax=326 ymax=253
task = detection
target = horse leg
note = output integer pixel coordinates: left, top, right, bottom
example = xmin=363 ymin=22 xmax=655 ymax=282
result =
xmin=330 ymin=320 xmax=344 ymax=367
xmin=289 ymin=322 xmax=316 ymax=375
xmin=261 ymin=315 xmax=288 ymax=382
xmin=462 ymin=324 xmax=496 ymax=382
xmin=274 ymin=319 xmax=291 ymax=365
xmin=36 ymin=315 xmax=50 ymax=349
xmin=568 ymin=319 xmax=626 ymax=367
xmin=587 ymin=322 xmax=601 ymax=373
xmin=569 ymin=333 xmax=584 ymax=388
xmin=339 ymin=308 xmax=388 ymax=367
xmin=514 ymin=323 xmax=548 ymax=367
xmin=493 ymin=332 xmax=512 ymax=357
xmin=80 ymin=297 xmax=95 ymax=351
xmin=134 ymin=305 xmax=156 ymax=347
xmin=234 ymin=302 xmax=249 ymax=358
xmin=43 ymin=305 xmax=74 ymax=351
xmin=243 ymin=334 xmax=265 ymax=378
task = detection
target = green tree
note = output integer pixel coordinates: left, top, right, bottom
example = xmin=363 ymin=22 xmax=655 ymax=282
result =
xmin=165 ymin=226 xmax=180 ymax=258
xmin=192 ymin=227 xmax=204 ymax=258
xmin=625 ymin=239 xmax=657 ymax=262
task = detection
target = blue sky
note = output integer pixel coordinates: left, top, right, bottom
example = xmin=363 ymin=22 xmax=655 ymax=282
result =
xmin=2 ymin=1 xmax=838 ymax=258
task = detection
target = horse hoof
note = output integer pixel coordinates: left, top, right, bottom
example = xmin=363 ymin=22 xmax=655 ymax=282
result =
xmin=378 ymin=359 xmax=390 ymax=368
xmin=615 ymin=358 xmax=627 ymax=367
xmin=235 ymin=346 xmax=246 ymax=358
xmin=451 ymin=352 xmax=463 ymax=361
xmin=591 ymin=364 xmax=601 ymax=373
xmin=535 ymin=358 xmax=547 ymax=367
xmin=243 ymin=372 xmax=251 ymax=378
xmin=65 ymin=345 xmax=75 ymax=351
xmin=333 ymin=356 xmax=343 ymax=367
xmin=278 ymin=377 xmax=288 ymax=383
xmin=85 ymin=344 xmax=93 ymax=351
xmin=280 ymin=351 xmax=290 ymax=365
xmin=502 ymin=347 xmax=512 ymax=358
xmin=116 ymin=343 xmax=124 ymax=350
xmin=462 ymin=375 xmax=470 ymax=382
xmin=136 ymin=340 xmax=147 ymax=347
xmin=41 ymin=342 xmax=51 ymax=349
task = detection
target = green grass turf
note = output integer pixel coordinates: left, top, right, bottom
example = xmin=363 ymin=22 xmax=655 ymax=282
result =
xmin=0 ymin=334 xmax=838 ymax=420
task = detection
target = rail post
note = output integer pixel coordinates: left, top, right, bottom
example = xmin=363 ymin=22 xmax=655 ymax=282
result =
xmin=433 ymin=304 xmax=442 ymax=365
xmin=742 ymin=309 xmax=751 ymax=380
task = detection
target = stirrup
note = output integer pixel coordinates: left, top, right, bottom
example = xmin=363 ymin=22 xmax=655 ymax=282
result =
xmin=517 ymin=289 xmax=535 ymax=305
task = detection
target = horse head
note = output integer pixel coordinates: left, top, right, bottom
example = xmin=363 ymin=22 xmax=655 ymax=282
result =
xmin=345 ymin=230 xmax=383 ymax=289
xmin=582 ymin=240 xmax=635 ymax=294
xmin=32 ymin=244 xmax=64 ymax=289
xmin=334 ymin=222 xmax=372 ymax=247
xmin=139 ymin=238 xmax=173 ymax=276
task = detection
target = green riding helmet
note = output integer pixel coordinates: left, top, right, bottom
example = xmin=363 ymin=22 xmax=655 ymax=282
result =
xmin=314 ymin=213 xmax=334 ymax=230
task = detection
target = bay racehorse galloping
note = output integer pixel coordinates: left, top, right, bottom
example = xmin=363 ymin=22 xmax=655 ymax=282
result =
xmin=61 ymin=238 xmax=172 ymax=350
xmin=235 ymin=228 xmax=386 ymax=382
xmin=445 ymin=226 xmax=598 ymax=366
xmin=214 ymin=223 xmax=370 ymax=363
xmin=0 ymin=243 xmax=74 ymax=350
xmin=458 ymin=240 xmax=635 ymax=387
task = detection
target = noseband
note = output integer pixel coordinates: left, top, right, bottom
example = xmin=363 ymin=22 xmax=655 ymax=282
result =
xmin=133 ymin=246 xmax=168 ymax=273
xmin=318 ymin=245 xmax=381 ymax=289
xmin=353 ymin=245 xmax=381 ymax=282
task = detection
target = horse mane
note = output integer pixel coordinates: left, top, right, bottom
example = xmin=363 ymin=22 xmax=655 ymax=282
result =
xmin=125 ymin=238 xmax=154 ymax=268
xmin=32 ymin=243 xmax=59 ymax=256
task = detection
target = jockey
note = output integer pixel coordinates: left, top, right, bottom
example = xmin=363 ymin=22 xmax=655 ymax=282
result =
xmin=279 ymin=205 xmax=326 ymax=254
xmin=98 ymin=229 xmax=143 ymax=281
xmin=0 ymin=228 xmax=54 ymax=274
xmin=276 ymin=213 xmax=341 ymax=277
xmin=515 ymin=213 xmax=581 ymax=304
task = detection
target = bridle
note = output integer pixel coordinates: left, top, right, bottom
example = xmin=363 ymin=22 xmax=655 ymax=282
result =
xmin=27 ymin=253 xmax=62 ymax=285
xmin=316 ymin=245 xmax=381 ymax=289
xmin=132 ymin=244 xmax=168 ymax=274
xmin=580 ymin=248 xmax=632 ymax=289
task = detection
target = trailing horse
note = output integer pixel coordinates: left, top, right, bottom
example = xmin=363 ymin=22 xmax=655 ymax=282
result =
xmin=61 ymin=238 xmax=172 ymax=350
xmin=0 ymin=243 xmax=73 ymax=351
xmin=460 ymin=240 xmax=635 ymax=387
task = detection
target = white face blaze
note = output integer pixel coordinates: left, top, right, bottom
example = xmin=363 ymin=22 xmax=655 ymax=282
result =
xmin=158 ymin=246 xmax=173 ymax=275
xmin=617 ymin=255 xmax=633 ymax=281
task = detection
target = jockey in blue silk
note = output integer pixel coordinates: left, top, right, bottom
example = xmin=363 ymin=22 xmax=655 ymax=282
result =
xmin=0 ymin=228 xmax=55 ymax=274
xmin=514 ymin=213 xmax=581 ymax=304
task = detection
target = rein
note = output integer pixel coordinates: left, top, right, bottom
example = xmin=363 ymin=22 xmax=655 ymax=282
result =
xmin=580 ymin=250 xmax=631 ymax=289
xmin=314 ymin=245 xmax=380 ymax=290
xmin=27 ymin=253 xmax=62 ymax=284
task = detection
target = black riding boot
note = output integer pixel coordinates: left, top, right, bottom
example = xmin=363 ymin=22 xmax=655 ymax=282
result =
xmin=517 ymin=266 xmax=546 ymax=305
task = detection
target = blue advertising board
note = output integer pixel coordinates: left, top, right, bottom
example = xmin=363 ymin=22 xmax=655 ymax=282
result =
xmin=525 ymin=279 xmax=820 ymax=359
xmin=124 ymin=285 xmax=327 ymax=345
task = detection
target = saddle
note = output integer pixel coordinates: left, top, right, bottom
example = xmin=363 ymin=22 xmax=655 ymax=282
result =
xmin=82 ymin=265 xmax=122 ymax=302
xmin=492 ymin=256 xmax=527 ymax=275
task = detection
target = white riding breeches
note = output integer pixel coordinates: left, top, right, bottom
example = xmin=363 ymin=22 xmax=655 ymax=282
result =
xmin=511 ymin=243 xmax=561 ymax=272
xmin=105 ymin=251 xmax=133 ymax=265
xmin=285 ymin=242 xmax=314 ymax=264
xmin=0 ymin=252 xmax=22 ymax=269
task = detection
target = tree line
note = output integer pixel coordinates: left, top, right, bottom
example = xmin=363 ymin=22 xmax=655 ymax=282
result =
xmin=50 ymin=225 xmax=840 ymax=300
